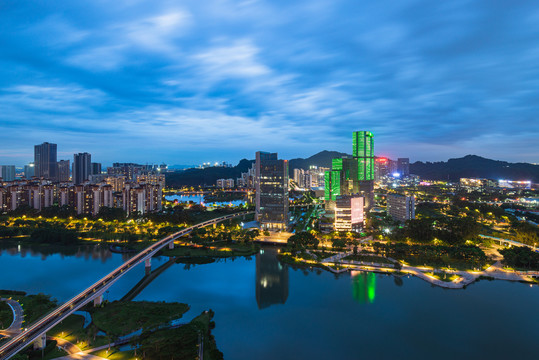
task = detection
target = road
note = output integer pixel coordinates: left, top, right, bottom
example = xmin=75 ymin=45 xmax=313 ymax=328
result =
xmin=0 ymin=211 xmax=252 ymax=360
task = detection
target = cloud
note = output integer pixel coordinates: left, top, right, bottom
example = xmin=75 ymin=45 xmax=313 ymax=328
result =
xmin=0 ymin=0 xmax=537 ymax=165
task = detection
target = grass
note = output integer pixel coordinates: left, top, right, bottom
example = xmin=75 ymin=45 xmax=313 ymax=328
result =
xmin=343 ymin=254 xmax=394 ymax=264
xmin=49 ymin=314 xmax=111 ymax=351
xmin=91 ymin=301 xmax=190 ymax=338
xmin=0 ymin=301 xmax=13 ymax=329
xmin=41 ymin=346 xmax=69 ymax=360
xmin=5 ymin=293 xmax=57 ymax=325
xmin=133 ymin=310 xmax=223 ymax=360
xmin=92 ymin=348 xmax=136 ymax=360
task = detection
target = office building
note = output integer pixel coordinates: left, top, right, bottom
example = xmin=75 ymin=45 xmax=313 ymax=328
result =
xmin=0 ymin=165 xmax=16 ymax=182
xmin=73 ymin=153 xmax=92 ymax=184
xmin=24 ymin=163 xmax=35 ymax=179
xmin=255 ymin=151 xmax=289 ymax=231
xmin=57 ymin=160 xmax=70 ymax=182
xmin=334 ymin=195 xmax=364 ymax=232
xmin=34 ymin=142 xmax=57 ymax=180
xmin=397 ymin=158 xmax=410 ymax=177
xmin=387 ymin=194 xmax=415 ymax=222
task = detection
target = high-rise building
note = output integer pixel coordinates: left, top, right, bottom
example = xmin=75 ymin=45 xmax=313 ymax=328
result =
xmin=334 ymin=195 xmax=364 ymax=232
xmin=387 ymin=194 xmax=415 ymax=222
xmin=255 ymin=152 xmax=289 ymax=231
xmin=91 ymin=162 xmax=102 ymax=175
xmin=57 ymin=160 xmax=70 ymax=182
xmin=73 ymin=153 xmax=92 ymax=184
xmin=0 ymin=165 xmax=16 ymax=182
xmin=397 ymin=158 xmax=410 ymax=177
xmin=374 ymin=157 xmax=389 ymax=181
xmin=34 ymin=142 xmax=57 ymax=180
xmin=24 ymin=163 xmax=35 ymax=179
xmin=325 ymin=131 xmax=374 ymax=209
xmin=353 ymin=131 xmax=374 ymax=181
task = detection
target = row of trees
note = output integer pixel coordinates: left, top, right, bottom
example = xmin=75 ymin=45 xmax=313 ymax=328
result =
xmin=373 ymin=242 xmax=488 ymax=267
xmin=388 ymin=217 xmax=481 ymax=245
xmin=500 ymin=246 xmax=539 ymax=270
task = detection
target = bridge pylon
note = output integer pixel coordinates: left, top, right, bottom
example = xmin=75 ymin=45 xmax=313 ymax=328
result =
xmin=33 ymin=333 xmax=46 ymax=350
xmin=168 ymin=241 xmax=174 ymax=250
xmin=145 ymin=258 xmax=152 ymax=275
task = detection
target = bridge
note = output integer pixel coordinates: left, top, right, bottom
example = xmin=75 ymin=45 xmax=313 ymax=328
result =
xmin=0 ymin=211 xmax=252 ymax=360
xmin=479 ymin=234 xmax=537 ymax=251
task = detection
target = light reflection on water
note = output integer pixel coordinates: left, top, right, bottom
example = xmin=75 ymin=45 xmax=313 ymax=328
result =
xmin=1 ymin=244 xmax=538 ymax=359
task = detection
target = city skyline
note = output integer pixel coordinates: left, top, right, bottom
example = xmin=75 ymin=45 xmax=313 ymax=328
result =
xmin=1 ymin=0 xmax=538 ymax=165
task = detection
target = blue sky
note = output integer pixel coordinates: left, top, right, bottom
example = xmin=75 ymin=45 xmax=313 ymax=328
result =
xmin=0 ymin=0 xmax=538 ymax=166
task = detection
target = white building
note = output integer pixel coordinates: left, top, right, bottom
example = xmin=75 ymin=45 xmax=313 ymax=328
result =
xmin=387 ymin=194 xmax=415 ymax=222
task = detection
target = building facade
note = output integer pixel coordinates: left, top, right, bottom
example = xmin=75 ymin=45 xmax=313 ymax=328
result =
xmin=387 ymin=194 xmax=415 ymax=222
xmin=255 ymin=152 xmax=289 ymax=231
xmin=334 ymin=195 xmax=364 ymax=232
xmin=34 ymin=142 xmax=57 ymax=181
xmin=73 ymin=153 xmax=92 ymax=184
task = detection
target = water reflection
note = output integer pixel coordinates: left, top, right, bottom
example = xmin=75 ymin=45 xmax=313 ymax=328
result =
xmin=256 ymin=248 xmax=289 ymax=309
xmin=0 ymin=242 xmax=117 ymax=263
xmin=352 ymin=272 xmax=376 ymax=304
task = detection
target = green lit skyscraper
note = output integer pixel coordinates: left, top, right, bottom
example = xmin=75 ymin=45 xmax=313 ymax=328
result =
xmin=353 ymin=131 xmax=374 ymax=181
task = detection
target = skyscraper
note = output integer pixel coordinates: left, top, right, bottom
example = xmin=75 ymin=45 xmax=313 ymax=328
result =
xmin=57 ymin=160 xmax=70 ymax=182
xmin=24 ymin=163 xmax=35 ymax=179
xmin=397 ymin=158 xmax=410 ymax=177
xmin=73 ymin=153 xmax=92 ymax=184
xmin=255 ymin=151 xmax=289 ymax=231
xmin=91 ymin=162 xmax=102 ymax=175
xmin=325 ymin=131 xmax=374 ymax=209
xmin=0 ymin=165 xmax=16 ymax=181
xmin=353 ymin=131 xmax=374 ymax=181
xmin=34 ymin=142 xmax=57 ymax=180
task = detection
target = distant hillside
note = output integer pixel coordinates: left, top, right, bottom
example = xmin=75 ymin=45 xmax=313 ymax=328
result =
xmin=410 ymin=155 xmax=539 ymax=182
xmin=288 ymin=150 xmax=349 ymax=175
xmin=165 ymin=159 xmax=254 ymax=187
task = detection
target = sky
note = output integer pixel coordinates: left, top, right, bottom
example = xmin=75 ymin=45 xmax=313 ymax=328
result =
xmin=0 ymin=0 xmax=538 ymax=166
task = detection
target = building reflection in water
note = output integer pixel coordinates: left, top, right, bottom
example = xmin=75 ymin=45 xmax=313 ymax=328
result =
xmin=351 ymin=271 xmax=376 ymax=304
xmin=256 ymin=247 xmax=289 ymax=309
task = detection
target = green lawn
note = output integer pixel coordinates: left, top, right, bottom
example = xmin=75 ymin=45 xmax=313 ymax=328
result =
xmin=91 ymin=301 xmax=189 ymax=337
xmin=0 ymin=301 xmax=13 ymax=329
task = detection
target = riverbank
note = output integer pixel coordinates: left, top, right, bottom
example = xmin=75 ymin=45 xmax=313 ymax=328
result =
xmin=279 ymin=249 xmax=539 ymax=289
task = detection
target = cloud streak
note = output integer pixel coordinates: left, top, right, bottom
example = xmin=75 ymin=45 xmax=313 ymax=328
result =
xmin=0 ymin=0 xmax=537 ymax=165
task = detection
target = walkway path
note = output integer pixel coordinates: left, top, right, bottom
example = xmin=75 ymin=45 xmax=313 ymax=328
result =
xmin=0 ymin=299 xmax=24 ymax=337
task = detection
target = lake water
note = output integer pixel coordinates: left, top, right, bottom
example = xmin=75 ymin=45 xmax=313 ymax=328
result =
xmin=1 ymin=243 xmax=538 ymax=359
xmin=165 ymin=194 xmax=246 ymax=207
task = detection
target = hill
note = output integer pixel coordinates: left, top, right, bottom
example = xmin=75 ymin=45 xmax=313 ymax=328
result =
xmin=410 ymin=155 xmax=539 ymax=182
xmin=165 ymin=159 xmax=254 ymax=187
xmin=288 ymin=150 xmax=349 ymax=175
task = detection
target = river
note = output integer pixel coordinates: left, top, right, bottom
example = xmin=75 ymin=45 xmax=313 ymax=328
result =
xmin=1 ymin=243 xmax=538 ymax=359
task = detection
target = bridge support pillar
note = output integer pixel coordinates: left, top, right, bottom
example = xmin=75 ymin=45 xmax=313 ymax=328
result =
xmin=93 ymin=293 xmax=103 ymax=307
xmin=168 ymin=241 xmax=174 ymax=250
xmin=34 ymin=332 xmax=46 ymax=350
xmin=145 ymin=258 xmax=152 ymax=275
